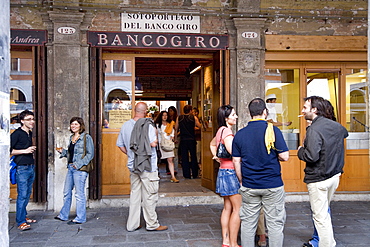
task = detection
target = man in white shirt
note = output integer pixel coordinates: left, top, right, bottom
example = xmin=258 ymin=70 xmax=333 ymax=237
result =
xmin=266 ymin=94 xmax=292 ymax=127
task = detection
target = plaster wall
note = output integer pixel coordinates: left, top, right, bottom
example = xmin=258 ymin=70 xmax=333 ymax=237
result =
xmin=0 ymin=0 xmax=10 ymax=245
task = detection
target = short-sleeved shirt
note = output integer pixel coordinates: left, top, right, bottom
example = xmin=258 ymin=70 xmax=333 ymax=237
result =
xmin=266 ymin=103 xmax=277 ymax=122
xmin=10 ymin=127 xmax=34 ymax=165
xmin=232 ymin=120 xmax=288 ymax=189
xmin=215 ymin=126 xmax=234 ymax=169
xmin=116 ymin=119 xmax=158 ymax=172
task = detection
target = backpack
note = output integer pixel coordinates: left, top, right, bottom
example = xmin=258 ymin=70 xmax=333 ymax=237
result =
xmin=9 ymin=156 xmax=17 ymax=185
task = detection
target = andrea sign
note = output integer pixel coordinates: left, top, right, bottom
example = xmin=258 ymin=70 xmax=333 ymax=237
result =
xmin=121 ymin=13 xmax=200 ymax=33
xmin=11 ymin=29 xmax=47 ymax=46
xmin=88 ymin=31 xmax=228 ymax=50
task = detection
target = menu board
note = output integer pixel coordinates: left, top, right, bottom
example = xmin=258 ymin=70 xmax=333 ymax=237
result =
xmin=109 ymin=110 xmax=131 ymax=129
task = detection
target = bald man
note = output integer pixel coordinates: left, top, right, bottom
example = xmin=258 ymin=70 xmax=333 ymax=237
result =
xmin=117 ymin=102 xmax=167 ymax=232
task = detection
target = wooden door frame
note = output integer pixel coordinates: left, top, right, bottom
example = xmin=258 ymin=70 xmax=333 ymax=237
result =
xmin=10 ymin=48 xmax=48 ymax=202
xmin=88 ymin=47 xmax=103 ymax=200
xmin=33 ymin=46 xmax=48 ymax=202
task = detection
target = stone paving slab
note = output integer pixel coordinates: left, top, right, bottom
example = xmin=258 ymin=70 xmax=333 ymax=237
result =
xmin=9 ymin=201 xmax=370 ymax=247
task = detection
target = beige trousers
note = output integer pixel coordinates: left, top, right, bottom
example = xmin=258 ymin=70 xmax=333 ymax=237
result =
xmin=307 ymin=173 xmax=341 ymax=247
xmin=126 ymin=171 xmax=161 ymax=231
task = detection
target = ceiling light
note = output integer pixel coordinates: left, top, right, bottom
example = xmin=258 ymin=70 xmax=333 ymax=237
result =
xmin=189 ymin=60 xmax=201 ymax=74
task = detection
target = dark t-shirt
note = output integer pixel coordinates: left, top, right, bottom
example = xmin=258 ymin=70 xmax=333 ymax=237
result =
xmin=178 ymin=114 xmax=196 ymax=141
xmin=68 ymin=142 xmax=75 ymax=164
xmin=232 ymin=120 xmax=288 ymax=189
xmin=10 ymin=127 xmax=34 ymax=165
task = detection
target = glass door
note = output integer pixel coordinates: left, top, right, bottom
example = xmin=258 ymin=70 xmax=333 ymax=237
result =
xmin=101 ymin=58 xmax=135 ymax=195
xmin=343 ymin=68 xmax=369 ymax=191
xmin=306 ymin=70 xmax=340 ymax=120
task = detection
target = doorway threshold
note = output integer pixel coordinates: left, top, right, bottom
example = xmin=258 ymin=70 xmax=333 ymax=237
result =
xmin=89 ymin=174 xmax=223 ymax=208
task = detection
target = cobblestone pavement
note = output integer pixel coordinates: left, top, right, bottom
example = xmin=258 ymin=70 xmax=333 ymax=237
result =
xmin=8 ymin=201 xmax=370 ymax=247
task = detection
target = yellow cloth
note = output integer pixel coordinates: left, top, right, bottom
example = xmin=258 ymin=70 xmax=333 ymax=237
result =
xmin=249 ymin=118 xmax=275 ymax=154
xmin=164 ymin=121 xmax=175 ymax=136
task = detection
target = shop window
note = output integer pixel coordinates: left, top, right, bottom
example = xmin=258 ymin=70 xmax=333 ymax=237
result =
xmin=265 ymin=69 xmax=300 ymax=150
xmin=345 ymin=68 xmax=368 ymax=149
xmin=11 ymin=58 xmax=19 ymax=71
xmin=10 ymin=57 xmax=33 ymax=117
xmin=103 ymin=60 xmax=133 ymax=129
xmin=306 ymin=72 xmax=340 ymax=119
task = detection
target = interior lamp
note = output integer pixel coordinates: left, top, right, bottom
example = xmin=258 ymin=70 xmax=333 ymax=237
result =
xmin=189 ymin=60 xmax=201 ymax=74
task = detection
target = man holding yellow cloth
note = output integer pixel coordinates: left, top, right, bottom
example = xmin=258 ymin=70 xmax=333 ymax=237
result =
xmin=233 ymin=98 xmax=290 ymax=247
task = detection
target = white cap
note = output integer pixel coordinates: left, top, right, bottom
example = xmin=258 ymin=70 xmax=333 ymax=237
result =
xmin=266 ymin=94 xmax=276 ymax=100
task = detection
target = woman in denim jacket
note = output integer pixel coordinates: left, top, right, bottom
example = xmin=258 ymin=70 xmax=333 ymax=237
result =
xmin=54 ymin=117 xmax=94 ymax=224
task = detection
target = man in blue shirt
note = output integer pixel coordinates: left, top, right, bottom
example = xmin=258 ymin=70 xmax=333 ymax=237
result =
xmin=233 ymin=98 xmax=289 ymax=247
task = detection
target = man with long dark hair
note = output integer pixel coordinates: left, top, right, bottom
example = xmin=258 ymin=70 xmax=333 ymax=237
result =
xmin=298 ymin=96 xmax=348 ymax=247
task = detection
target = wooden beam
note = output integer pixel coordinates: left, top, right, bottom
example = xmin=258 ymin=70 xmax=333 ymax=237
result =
xmin=266 ymin=35 xmax=367 ymax=52
xmin=266 ymin=51 xmax=367 ymax=62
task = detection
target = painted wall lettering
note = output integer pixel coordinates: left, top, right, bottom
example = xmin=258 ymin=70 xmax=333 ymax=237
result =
xmin=88 ymin=31 xmax=228 ymax=50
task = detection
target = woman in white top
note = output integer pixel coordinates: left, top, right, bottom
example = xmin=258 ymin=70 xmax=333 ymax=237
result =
xmin=155 ymin=111 xmax=179 ymax=183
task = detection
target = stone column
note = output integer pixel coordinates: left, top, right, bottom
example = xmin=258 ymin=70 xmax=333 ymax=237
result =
xmin=0 ymin=0 xmax=10 ymax=245
xmin=233 ymin=18 xmax=267 ymax=129
xmin=225 ymin=19 xmax=238 ymax=112
xmin=42 ymin=11 xmax=93 ymax=211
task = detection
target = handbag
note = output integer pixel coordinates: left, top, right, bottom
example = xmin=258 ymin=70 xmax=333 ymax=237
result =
xmin=160 ymin=132 xmax=175 ymax=152
xmin=78 ymin=134 xmax=94 ymax=173
xmin=216 ymin=127 xmax=232 ymax=159
xmin=9 ymin=156 xmax=17 ymax=184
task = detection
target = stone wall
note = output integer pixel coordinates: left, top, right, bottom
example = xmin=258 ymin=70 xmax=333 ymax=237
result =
xmin=261 ymin=0 xmax=367 ymax=36
xmin=0 ymin=0 xmax=10 ymax=246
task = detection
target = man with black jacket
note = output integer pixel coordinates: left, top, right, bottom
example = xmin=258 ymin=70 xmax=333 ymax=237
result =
xmin=10 ymin=110 xmax=37 ymax=231
xmin=298 ymin=96 xmax=348 ymax=247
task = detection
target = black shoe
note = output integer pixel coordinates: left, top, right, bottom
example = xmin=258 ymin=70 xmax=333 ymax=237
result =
xmin=67 ymin=220 xmax=82 ymax=225
xmin=303 ymin=242 xmax=313 ymax=247
xmin=54 ymin=216 xmax=66 ymax=221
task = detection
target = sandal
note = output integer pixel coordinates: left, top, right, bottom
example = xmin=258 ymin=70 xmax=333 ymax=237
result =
xmin=26 ymin=218 xmax=37 ymax=223
xmin=258 ymin=240 xmax=267 ymax=247
xmin=18 ymin=222 xmax=31 ymax=231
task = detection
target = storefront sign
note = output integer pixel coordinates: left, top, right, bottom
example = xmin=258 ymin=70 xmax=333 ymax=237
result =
xmin=121 ymin=13 xmax=200 ymax=33
xmin=88 ymin=31 xmax=228 ymax=50
xmin=10 ymin=29 xmax=47 ymax=46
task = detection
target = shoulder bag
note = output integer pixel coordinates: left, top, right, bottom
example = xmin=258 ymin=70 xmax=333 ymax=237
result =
xmin=160 ymin=132 xmax=175 ymax=152
xmin=79 ymin=134 xmax=94 ymax=173
xmin=216 ymin=127 xmax=232 ymax=159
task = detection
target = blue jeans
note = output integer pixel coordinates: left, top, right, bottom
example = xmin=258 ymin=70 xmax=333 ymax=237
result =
xmin=16 ymin=165 xmax=35 ymax=226
xmin=310 ymin=207 xmax=332 ymax=247
xmin=58 ymin=165 xmax=88 ymax=223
